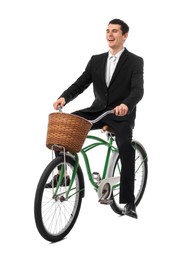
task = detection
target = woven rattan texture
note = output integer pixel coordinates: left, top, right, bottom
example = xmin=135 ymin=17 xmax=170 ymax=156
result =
xmin=46 ymin=113 xmax=92 ymax=153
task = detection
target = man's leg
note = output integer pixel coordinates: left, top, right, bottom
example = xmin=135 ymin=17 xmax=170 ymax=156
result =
xmin=104 ymin=117 xmax=137 ymax=218
xmin=72 ymin=110 xmax=103 ymax=130
xmin=111 ymin=122 xmax=135 ymax=204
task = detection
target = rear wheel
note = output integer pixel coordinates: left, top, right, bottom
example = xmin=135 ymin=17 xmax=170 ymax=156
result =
xmin=34 ymin=155 xmax=84 ymax=242
xmin=110 ymin=141 xmax=148 ymax=215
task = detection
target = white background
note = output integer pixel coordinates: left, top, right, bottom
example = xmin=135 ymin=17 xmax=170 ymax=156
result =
xmin=1 ymin=0 xmax=182 ymax=259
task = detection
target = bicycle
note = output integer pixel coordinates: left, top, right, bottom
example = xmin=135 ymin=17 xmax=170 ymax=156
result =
xmin=34 ymin=110 xmax=148 ymax=242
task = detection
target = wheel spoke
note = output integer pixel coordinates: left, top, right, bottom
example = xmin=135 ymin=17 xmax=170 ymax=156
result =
xmin=34 ymin=156 xmax=83 ymax=242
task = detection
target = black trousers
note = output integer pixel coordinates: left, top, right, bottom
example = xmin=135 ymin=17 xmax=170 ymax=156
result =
xmin=73 ymin=110 xmax=135 ymax=204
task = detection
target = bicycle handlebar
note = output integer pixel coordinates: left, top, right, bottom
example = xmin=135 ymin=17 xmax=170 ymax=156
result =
xmin=89 ymin=110 xmax=114 ymax=124
xmin=57 ymin=105 xmax=114 ymax=124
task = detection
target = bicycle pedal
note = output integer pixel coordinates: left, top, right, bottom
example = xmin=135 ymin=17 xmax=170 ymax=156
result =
xmin=99 ymin=199 xmax=113 ymax=205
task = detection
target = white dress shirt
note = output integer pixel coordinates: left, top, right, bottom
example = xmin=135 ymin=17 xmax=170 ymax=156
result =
xmin=106 ymin=48 xmax=125 ymax=86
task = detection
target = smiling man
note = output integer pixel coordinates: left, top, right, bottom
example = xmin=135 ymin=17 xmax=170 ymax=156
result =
xmin=52 ymin=19 xmax=144 ymax=219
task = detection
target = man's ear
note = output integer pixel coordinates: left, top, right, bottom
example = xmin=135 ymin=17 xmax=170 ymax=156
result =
xmin=123 ymin=32 xmax=128 ymax=40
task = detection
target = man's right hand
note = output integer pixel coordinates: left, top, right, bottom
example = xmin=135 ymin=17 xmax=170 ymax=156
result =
xmin=53 ymin=97 xmax=66 ymax=110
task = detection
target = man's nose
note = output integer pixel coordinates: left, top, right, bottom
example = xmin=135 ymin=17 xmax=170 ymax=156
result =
xmin=107 ymin=32 xmax=113 ymax=38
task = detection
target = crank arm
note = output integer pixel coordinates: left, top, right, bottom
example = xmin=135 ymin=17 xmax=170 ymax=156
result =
xmin=98 ymin=176 xmax=120 ymax=201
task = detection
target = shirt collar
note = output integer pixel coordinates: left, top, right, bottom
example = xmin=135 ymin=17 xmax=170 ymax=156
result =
xmin=108 ymin=47 xmax=125 ymax=59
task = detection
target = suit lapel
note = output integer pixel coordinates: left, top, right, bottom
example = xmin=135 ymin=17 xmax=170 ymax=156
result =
xmin=100 ymin=53 xmax=108 ymax=87
xmin=109 ymin=48 xmax=129 ymax=86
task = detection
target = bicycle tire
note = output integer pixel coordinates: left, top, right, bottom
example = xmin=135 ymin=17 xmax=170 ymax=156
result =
xmin=34 ymin=154 xmax=84 ymax=242
xmin=110 ymin=141 xmax=148 ymax=215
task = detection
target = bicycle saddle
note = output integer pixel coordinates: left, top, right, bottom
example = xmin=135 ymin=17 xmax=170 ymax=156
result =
xmin=102 ymin=125 xmax=114 ymax=133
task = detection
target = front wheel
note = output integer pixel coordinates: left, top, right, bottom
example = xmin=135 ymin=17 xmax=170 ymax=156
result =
xmin=110 ymin=141 xmax=148 ymax=215
xmin=34 ymin=154 xmax=84 ymax=242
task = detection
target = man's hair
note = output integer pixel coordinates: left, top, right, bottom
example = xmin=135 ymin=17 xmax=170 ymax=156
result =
xmin=108 ymin=19 xmax=129 ymax=34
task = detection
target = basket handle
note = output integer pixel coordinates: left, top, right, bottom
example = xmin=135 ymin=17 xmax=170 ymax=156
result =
xmin=90 ymin=110 xmax=114 ymax=124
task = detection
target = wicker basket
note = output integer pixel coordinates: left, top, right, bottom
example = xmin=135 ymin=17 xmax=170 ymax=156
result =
xmin=46 ymin=112 xmax=92 ymax=153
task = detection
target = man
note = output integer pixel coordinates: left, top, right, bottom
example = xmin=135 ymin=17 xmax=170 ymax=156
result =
xmin=53 ymin=19 xmax=144 ymax=219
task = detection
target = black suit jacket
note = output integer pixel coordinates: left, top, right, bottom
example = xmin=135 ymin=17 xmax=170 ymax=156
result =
xmin=60 ymin=48 xmax=144 ymax=123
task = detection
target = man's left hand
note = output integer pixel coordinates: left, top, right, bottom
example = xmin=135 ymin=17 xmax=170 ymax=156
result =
xmin=114 ymin=104 xmax=128 ymax=116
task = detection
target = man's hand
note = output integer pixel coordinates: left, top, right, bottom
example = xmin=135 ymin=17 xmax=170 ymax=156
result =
xmin=114 ymin=104 xmax=128 ymax=116
xmin=53 ymin=97 xmax=66 ymax=110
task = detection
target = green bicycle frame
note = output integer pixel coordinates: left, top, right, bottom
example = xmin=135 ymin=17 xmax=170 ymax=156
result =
xmin=80 ymin=134 xmax=118 ymax=190
xmin=53 ymin=134 xmax=118 ymax=199
xmin=53 ymin=135 xmax=147 ymax=200
xmin=53 ymin=135 xmax=118 ymax=199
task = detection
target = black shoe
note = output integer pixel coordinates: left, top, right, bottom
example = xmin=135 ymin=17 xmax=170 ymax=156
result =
xmin=45 ymin=174 xmax=70 ymax=188
xmin=123 ymin=203 xmax=138 ymax=219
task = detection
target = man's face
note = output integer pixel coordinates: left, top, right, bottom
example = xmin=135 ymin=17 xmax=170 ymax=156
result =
xmin=106 ymin=24 xmax=128 ymax=50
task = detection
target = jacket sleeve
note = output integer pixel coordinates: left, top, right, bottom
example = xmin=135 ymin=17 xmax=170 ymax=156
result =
xmin=59 ymin=58 xmax=93 ymax=104
xmin=122 ymin=57 xmax=144 ymax=113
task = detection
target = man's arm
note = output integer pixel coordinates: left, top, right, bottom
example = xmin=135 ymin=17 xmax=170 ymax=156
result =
xmin=121 ymin=57 xmax=144 ymax=113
